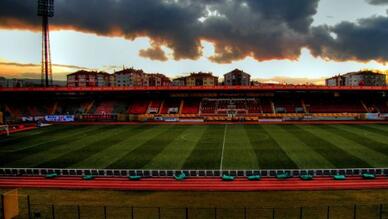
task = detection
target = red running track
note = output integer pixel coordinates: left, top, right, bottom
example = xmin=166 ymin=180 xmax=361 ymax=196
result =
xmin=0 ymin=176 xmax=387 ymax=191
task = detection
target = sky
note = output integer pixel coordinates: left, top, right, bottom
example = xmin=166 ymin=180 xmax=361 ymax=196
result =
xmin=1 ymin=0 xmax=388 ymax=84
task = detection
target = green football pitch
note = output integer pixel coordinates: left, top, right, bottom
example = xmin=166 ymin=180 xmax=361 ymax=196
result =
xmin=0 ymin=124 xmax=388 ymax=170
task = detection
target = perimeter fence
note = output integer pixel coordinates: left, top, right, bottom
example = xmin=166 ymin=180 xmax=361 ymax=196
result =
xmin=1 ymin=167 xmax=387 ymax=178
xmin=2 ymin=195 xmax=388 ymax=219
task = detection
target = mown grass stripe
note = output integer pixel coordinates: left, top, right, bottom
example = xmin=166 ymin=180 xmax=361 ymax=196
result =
xmin=0 ymin=125 xmax=77 ymax=152
xmin=182 ymin=125 xmax=225 ymax=169
xmin=370 ymin=124 xmax=388 ymax=131
xmin=348 ymin=125 xmax=388 ymax=143
xmin=107 ymin=126 xmax=188 ymax=169
xmin=3 ymin=126 xmax=109 ymax=168
xmin=355 ymin=124 xmax=388 ymax=136
xmin=0 ymin=126 xmax=103 ymax=167
xmin=349 ymin=125 xmax=388 ymax=145
xmin=36 ymin=125 xmax=143 ymax=168
xmin=288 ymin=125 xmax=370 ymax=168
xmin=245 ymin=125 xmax=298 ymax=169
xmin=325 ymin=125 xmax=388 ymax=156
xmin=143 ymin=126 xmax=206 ymax=169
xmin=3 ymin=124 xmax=388 ymax=170
xmin=4 ymin=126 xmax=95 ymax=153
xmin=221 ymin=125 xmax=258 ymax=170
xmin=72 ymin=125 xmax=168 ymax=169
xmin=299 ymin=125 xmax=388 ymax=168
xmin=263 ymin=125 xmax=333 ymax=169
xmin=0 ymin=125 xmax=70 ymax=144
xmin=0 ymin=125 xmax=73 ymax=141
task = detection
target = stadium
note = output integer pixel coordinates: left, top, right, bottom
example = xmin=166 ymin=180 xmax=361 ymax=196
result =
xmin=1 ymin=0 xmax=388 ymax=218
xmin=1 ymin=85 xmax=388 ymax=218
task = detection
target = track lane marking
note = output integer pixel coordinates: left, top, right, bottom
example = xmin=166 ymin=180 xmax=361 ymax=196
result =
xmin=1 ymin=177 xmax=388 ymax=191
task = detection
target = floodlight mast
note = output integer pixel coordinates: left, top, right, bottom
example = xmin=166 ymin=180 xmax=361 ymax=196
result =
xmin=38 ymin=0 xmax=54 ymax=87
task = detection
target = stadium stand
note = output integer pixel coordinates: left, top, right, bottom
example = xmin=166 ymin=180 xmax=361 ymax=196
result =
xmin=363 ymin=98 xmax=388 ymax=113
xmin=94 ymin=101 xmax=115 ymax=114
xmin=200 ymin=98 xmax=262 ymax=115
xmin=200 ymin=99 xmax=217 ymax=114
xmin=160 ymin=99 xmax=180 ymax=114
xmin=1 ymin=86 xmax=388 ymax=123
xmin=5 ymin=104 xmax=21 ymax=118
xmin=247 ymin=99 xmax=261 ymax=114
xmin=148 ymin=100 xmax=162 ymax=114
xmin=128 ymin=100 xmax=149 ymax=114
xmin=306 ymin=97 xmax=365 ymax=113
xmin=181 ymin=99 xmax=200 ymax=114
xmin=113 ymin=101 xmax=128 ymax=114
xmin=258 ymin=98 xmax=273 ymax=113
xmin=57 ymin=100 xmax=89 ymax=115
xmin=274 ymin=97 xmax=304 ymax=113
xmin=375 ymin=101 xmax=388 ymax=113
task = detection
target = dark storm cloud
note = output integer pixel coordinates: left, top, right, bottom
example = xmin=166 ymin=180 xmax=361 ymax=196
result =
xmin=366 ymin=0 xmax=388 ymax=5
xmin=0 ymin=0 xmax=206 ymax=59
xmin=2 ymin=0 xmax=388 ymax=64
xmin=0 ymin=0 xmax=318 ymax=62
xmin=308 ymin=15 xmax=388 ymax=63
xmin=139 ymin=43 xmax=168 ymax=61
xmin=199 ymin=0 xmax=319 ymax=62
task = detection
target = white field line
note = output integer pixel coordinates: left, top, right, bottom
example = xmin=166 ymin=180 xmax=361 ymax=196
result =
xmin=219 ymin=124 xmax=227 ymax=171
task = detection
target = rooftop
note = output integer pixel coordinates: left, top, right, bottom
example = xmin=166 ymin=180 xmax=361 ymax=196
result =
xmin=1 ymin=84 xmax=387 ymax=93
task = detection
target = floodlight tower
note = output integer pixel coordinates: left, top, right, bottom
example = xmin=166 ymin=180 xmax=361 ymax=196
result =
xmin=37 ymin=0 xmax=54 ymax=87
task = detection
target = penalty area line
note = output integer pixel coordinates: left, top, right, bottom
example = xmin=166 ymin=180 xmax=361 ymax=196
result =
xmin=220 ymin=124 xmax=227 ymax=171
